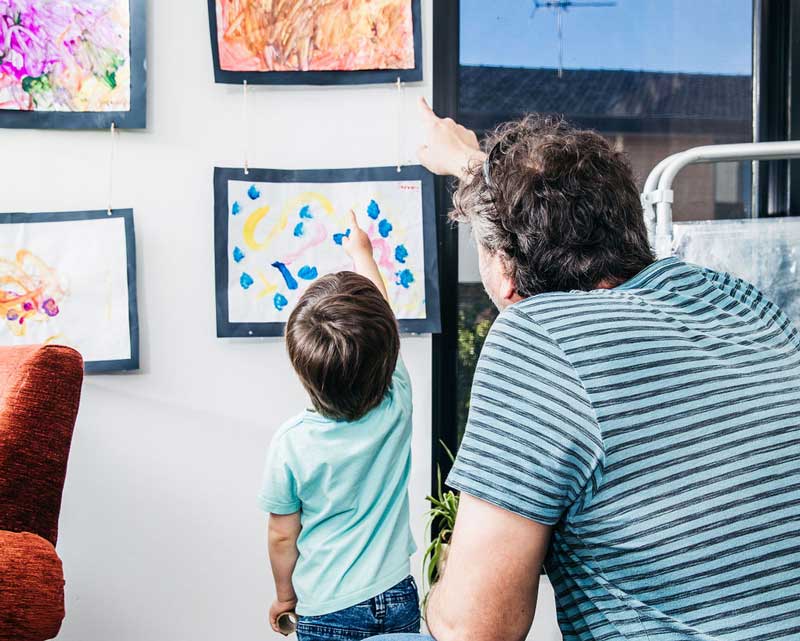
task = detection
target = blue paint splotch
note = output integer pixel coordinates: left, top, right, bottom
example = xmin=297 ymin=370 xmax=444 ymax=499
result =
xmin=333 ymin=228 xmax=351 ymax=245
xmin=298 ymin=265 xmax=318 ymax=280
xmin=240 ymin=272 xmax=254 ymax=290
xmin=233 ymin=246 xmax=245 ymax=263
xmin=396 ymin=269 xmax=415 ymax=289
xmin=298 ymin=205 xmax=313 ymax=219
xmin=247 ymin=185 xmax=261 ymax=200
xmin=394 ymin=244 xmax=408 ymax=264
xmin=271 ymin=261 xmax=298 ymax=290
xmin=378 ymin=219 xmax=393 ymax=238
xmin=293 ymin=222 xmax=305 ymax=237
xmin=274 ymin=293 xmax=289 ymax=311
xmin=231 ymin=201 xmax=241 ymax=216
xmin=367 ymin=199 xmax=380 ymax=220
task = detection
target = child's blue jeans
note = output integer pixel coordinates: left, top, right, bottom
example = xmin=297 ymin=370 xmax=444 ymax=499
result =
xmin=296 ymin=576 xmax=420 ymax=641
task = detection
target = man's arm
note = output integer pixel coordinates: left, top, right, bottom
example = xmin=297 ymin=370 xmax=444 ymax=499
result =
xmin=426 ymin=493 xmax=552 ymax=641
xmin=268 ymin=512 xmax=301 ymax=634
xmin=341 ymin=209 xmax=389 ymax=302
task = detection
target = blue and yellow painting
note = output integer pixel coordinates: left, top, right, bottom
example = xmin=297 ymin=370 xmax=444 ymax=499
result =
xmin=226 ymin=180 xmax=427 ymax=324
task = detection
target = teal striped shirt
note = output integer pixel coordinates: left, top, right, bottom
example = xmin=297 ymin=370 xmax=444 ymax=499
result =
xmin=448 ymin=257 xmax=800 ymax=641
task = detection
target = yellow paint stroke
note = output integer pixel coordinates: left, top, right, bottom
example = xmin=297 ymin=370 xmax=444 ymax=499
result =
xmin=242 ymin=205 xmax=272 ymax=251
xmin=242 ymin=193 xmax=336 ymax=252
xmin=283 ymin=192 xmax=335 ymax=219
xmin=44 ymin=334 xmax=65 ymax=345
xmin=256 ymin=271 xmax=279 ymax=299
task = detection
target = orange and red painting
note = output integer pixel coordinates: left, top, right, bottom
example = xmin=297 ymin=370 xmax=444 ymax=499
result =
xmin=214 ymin=0 xmax=416 ymax=74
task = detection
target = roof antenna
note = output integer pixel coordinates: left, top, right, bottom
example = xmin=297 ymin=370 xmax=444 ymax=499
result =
xmin=531 ymin=1 xmax=617 ymax=78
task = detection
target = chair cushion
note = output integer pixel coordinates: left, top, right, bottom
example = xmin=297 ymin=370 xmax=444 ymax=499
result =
xmin=0 ymin=530 xmax=65 ymax=641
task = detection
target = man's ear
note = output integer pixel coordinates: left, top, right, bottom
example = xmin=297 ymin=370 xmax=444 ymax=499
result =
xmin=500 ymin=258 xmax=524 ymax=304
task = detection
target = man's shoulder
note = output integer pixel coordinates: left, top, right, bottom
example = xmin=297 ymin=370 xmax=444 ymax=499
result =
xmin=507 ymin=289 xmax=615 ymax=331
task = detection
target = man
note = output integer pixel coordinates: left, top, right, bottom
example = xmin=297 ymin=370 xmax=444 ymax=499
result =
xmin=401 ymin=100 xmax=800 ymax=641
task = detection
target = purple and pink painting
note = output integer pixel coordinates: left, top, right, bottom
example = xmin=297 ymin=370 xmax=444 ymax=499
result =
xmin=0 ymin=0 xmax=131 ymax=113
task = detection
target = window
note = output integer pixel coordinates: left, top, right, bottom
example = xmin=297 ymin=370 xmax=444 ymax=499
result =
xmin=434 ymin=0 xmax=759 ymax=456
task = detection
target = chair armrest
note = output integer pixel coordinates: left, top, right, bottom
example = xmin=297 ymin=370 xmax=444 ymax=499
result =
xmin=0 ymin=530 xmax=65 ymax=641
xmin=0 ymin=345 xmax=84 ymax=545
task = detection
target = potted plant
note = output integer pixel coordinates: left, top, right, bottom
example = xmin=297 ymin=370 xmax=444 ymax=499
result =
xmin=422 ymin=443 xmax=459 ymax=607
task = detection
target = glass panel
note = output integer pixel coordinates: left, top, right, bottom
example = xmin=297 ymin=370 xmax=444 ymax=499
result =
xmin=454 ymin=0 xmax=754 ymax=440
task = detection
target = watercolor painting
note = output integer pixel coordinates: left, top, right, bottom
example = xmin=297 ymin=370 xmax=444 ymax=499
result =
xmin=208 ymin=0 xmax=422 ymax=85
xmin=214 ymin=166 xmax=439 ymax=337
xmin=0 ymin=210 xmax=138 ymax=371
xmin=0 ymin=0 xmax=146 ymax=128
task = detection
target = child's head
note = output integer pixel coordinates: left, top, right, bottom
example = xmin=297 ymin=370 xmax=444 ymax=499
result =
xmin=286 ymin=272 xmax=399 ymax=422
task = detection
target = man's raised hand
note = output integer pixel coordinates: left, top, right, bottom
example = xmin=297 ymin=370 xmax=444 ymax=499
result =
xmin=416 ymin=97 xmax=484 ymax=180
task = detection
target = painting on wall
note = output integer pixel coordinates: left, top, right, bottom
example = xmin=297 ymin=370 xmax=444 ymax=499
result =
xmin=214 ymin=166 xmax=439 ymax=337
xmin=0 ymin=210 xmax=138 ymax=371
xmin=0 ymin=0 xmax=146 ymax=129
xmin=207 ymin=0 xmax=422 ymax=85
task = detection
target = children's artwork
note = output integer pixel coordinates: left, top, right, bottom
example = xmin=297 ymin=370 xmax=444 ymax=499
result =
xmin=214 ymin=166 xmax=439 ymax=336
xmin=0 ymin=210 xmax=138 ymax=371
xmin=207 ymin=0 xmax=422 ymax=85
xmin=0 ymin=0 xmax=146 ymax=129
xmin=673 ymin=217 xmax=800 ymax=324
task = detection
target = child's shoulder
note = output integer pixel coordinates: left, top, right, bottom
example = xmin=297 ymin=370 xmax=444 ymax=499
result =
xmin=270 ymin=410 xmax=311 ymax=446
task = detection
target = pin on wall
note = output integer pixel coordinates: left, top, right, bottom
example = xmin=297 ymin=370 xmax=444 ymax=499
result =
xmin=107 ymin=122 xmax=117 ymax=215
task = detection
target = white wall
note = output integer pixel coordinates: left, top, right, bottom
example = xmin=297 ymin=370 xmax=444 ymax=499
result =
xmin=0 ymin=1 xmax=560 ymax=639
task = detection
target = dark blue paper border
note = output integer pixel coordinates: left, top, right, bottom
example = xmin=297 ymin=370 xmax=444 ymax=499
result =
xmin=214 ymin=165 xmax=440 ymax=337
xmin=0 ymin=209 xmax=140 ymax=373
xmin=207 ymin=0 xmax=422 ymax=85
xmin=0 ymin=0 xmax=147 ymax=130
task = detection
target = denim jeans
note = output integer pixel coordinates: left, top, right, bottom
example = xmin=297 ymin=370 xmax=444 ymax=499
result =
xmin=364 ymin=636 xmax=432 ymax=641
xmin=296 ymin=576 xmax=421 ymax=641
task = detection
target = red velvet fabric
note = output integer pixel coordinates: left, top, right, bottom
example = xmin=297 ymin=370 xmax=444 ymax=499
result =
xmin=0 ymin=531 xmax=65 ymax=641
xmin=0 ymin=345 xmax=83 ymax=641
xmin=0 ymin=345 xmax=83 ymax=544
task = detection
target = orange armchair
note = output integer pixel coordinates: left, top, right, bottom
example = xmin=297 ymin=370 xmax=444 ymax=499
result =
xmin=0 ymin=345 xmax=83 ymax=641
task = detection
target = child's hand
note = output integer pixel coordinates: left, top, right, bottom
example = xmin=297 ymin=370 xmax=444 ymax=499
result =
xmin=341 ymin=210 xmax=373 ymax=261
xmin=269 ymin=598 xmax=298 ymax=635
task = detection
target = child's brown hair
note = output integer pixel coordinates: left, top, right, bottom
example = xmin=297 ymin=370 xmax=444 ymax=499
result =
xmin=286 ymin=272 xmax=399 ymax=421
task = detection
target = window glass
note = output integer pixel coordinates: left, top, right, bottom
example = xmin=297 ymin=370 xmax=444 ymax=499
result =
xmin=455 ymin=0 xmax=754 ymax=440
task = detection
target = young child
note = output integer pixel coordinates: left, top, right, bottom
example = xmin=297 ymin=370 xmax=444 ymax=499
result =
xmin=258 ymin=211 xmax=420 ymax=641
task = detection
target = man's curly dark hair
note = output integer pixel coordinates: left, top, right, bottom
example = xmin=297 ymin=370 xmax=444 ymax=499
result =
xmin=452 ymin=115 xmax=655 ymax=298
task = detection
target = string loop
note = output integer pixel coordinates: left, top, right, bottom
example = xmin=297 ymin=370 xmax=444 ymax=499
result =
xmin=243 ymin=80 xmax=250 ymax=175
xmin=107 ymin=122 xmax=116 ymax=215
xmin=396 ymin=77 xmax=405 ymax=173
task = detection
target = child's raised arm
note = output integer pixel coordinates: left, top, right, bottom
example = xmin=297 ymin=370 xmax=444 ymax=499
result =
xmin=268 ymin=512 xmax=301 ymax=634
xmin=341 ymin=210 xmax=389 ymax=303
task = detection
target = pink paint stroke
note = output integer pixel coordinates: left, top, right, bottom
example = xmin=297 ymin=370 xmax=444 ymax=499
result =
xmin=281 ymin=221 xmax=328 ymax=264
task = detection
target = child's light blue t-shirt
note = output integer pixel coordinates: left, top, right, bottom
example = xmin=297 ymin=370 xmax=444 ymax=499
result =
xmin=258 ymin=359 xmax=417 ymax=616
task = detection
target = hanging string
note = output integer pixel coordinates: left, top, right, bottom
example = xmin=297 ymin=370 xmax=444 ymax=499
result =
xmin=396 ymin=77 xmax=405 ymax=173
xmin=242 ymin=80 xmax=250 ymax=175
xmin=107 ymin=122 xmax=116 ymax=215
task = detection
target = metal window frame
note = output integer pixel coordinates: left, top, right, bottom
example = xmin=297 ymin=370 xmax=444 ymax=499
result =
xmin=431 ymin=0 xmax=793 ymax=487
xmin=431 ymin=0 xmax=461 ymax=490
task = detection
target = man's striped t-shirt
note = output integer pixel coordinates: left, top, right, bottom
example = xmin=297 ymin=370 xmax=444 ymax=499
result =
xmin=447 ymin=256 xmax=800 ymax=641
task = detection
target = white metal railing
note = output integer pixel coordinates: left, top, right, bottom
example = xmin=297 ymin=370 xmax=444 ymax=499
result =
xmin=640 ymin=141 xmax=800 ymax=257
